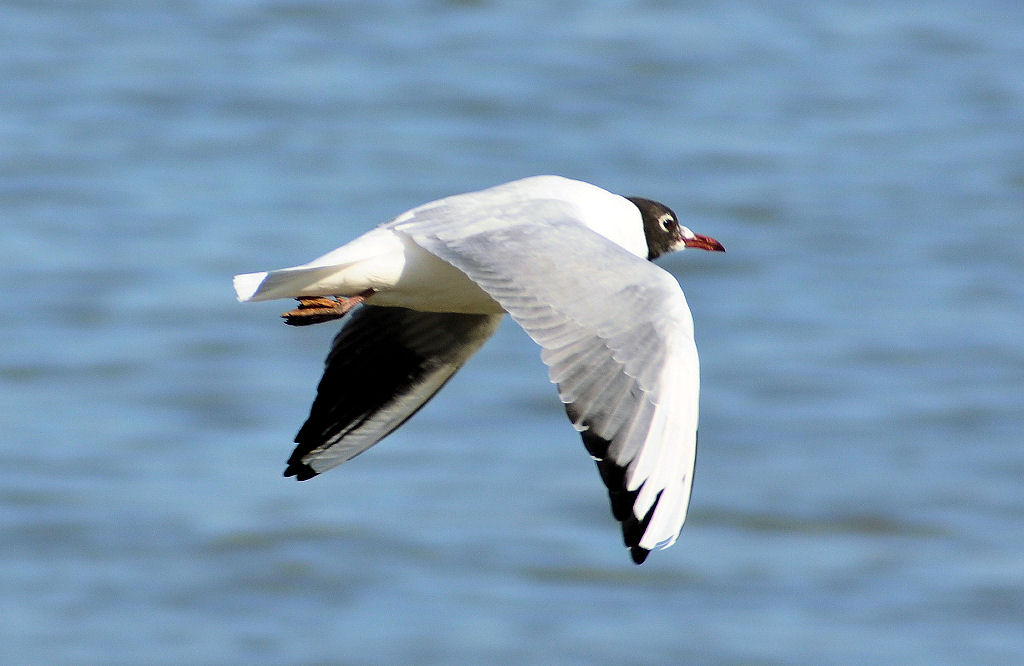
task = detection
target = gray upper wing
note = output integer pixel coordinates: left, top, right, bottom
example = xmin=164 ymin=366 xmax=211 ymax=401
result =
xmin=392 ymin=200 xmax=701 ymax=563
xmin=286 ymin=305 xmax=502 ymax=480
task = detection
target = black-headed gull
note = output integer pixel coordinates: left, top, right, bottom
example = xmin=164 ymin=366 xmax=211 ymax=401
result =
xmin=235 ymin=175 xmax=724 ymax=564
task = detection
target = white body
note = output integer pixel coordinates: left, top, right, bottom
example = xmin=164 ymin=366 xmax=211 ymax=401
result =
xmin=233 ymin=176 xmax=647 ymax=312
xmin=235 ymin=229 xmax=502 ymax=312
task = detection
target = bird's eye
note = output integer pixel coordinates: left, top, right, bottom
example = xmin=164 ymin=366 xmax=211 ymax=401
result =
xmin=660 ymin=216 xmax=678 ymax=232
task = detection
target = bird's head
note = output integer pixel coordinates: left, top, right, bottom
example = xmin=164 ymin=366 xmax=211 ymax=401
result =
xmin=628 ymin=196 xmax=726 ymax=260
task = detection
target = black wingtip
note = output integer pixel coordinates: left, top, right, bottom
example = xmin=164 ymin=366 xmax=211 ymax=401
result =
xmin=577 ymin=424 xmax=659 ymax=564
xmin=283 ymin=462 xmax=318 ymax=481
xmin=621 ymin=489 xmax=662 ymax=559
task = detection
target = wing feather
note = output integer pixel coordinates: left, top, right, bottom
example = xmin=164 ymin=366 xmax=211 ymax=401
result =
xmin=392 ymin=200 xmax=702 ymax=562
xmin=285 ymin=306 xmax=502 ymax=479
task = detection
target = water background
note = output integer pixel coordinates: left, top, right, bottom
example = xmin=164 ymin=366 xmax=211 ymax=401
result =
xmin=2 ymin=1 xmax=1023 ymax=663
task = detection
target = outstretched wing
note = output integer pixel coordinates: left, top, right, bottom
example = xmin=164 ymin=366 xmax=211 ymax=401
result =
xmin=392 ymin=200 xmax=701 ymax=563
xmin=286 ymin=305 xmax=502 ymax=479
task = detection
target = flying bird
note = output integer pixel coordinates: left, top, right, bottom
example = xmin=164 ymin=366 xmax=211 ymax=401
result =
xmin=234 ymin=175 xmax=724 ymax=564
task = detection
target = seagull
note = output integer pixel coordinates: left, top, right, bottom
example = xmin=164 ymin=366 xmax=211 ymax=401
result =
xmin=234 ymin=175 xmax=724 ymax=564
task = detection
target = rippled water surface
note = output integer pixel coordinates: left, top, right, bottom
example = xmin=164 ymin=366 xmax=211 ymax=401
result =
xmin=3 ymin=2 xmax=1023 ymax=663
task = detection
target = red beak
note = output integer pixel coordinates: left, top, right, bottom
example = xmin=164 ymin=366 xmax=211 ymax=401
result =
xmin=683 ymin=233 xmax=726 ymax=252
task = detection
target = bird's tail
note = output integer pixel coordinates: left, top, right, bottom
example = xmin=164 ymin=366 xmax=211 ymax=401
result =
xmin=235 ymin=228 xmax=404 ymax=303
xmin=233 ymin=265 xmax=356 ymax=302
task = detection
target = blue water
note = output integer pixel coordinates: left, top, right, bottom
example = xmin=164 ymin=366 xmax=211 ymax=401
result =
xmin=3 ymin=1 xmax=1023 ymax=663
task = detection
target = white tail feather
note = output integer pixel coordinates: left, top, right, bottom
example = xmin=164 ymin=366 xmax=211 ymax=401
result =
xmin=233 ymin=265 xmax=359 ymax=302
xmin=234 ymin=228 xmax=411 ymax=303
xmin=233 ymin=272 xmax=269 ymax=302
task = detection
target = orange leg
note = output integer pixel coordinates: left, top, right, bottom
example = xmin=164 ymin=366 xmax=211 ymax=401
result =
xmin=281 ymin=289 xmax=376 ymax=326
